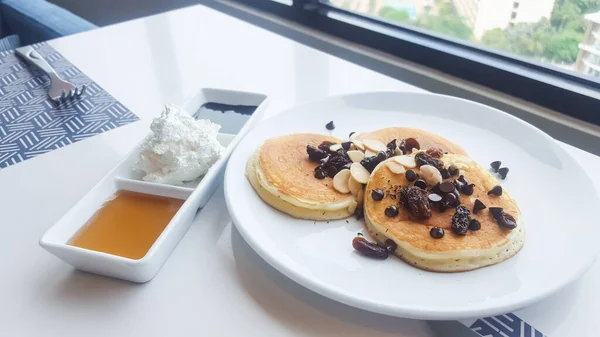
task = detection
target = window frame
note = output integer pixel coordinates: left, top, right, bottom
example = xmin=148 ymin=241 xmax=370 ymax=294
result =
xmin=228 ymin=0 xmax=600 ymax=126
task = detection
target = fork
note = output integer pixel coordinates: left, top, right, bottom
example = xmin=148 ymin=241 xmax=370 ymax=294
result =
xmin=15 ymin=46 xmax=86 ymax=104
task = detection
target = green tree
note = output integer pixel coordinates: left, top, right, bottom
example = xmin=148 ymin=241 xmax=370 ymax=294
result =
xmin=481 ymin=1 xmax=599 ymax=63
xmin=416 ymin=3 xmax=473 ymax=40
xmin=481 ymin=28 xmax=511 ymax=51
xmin=378 ymin=2 xmax=473 ymax=41
xmin=551 ymin=0 xmax=600 ymax=31
xmin=378 ymin=7 xmax=411 ymax=23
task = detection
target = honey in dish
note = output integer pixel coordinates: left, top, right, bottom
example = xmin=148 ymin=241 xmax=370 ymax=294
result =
xmin=69 ymin=190 xmax=184 ymax=259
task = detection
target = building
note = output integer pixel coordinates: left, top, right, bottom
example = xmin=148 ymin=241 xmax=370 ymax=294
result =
xmin=452 ymin=0 xmax=555 ymax=39
xmin=575 ymin=12 xmax=600 ymax=77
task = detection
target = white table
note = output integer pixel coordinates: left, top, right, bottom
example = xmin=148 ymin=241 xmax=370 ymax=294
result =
xmin=1 ymin=5 xmax=598 ymax=337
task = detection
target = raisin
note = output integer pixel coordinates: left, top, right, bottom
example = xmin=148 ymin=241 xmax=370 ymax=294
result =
xmin=425 ymin=147 xmax=443 ymax=158
xmin=307 ymin=145 xmax=328 ymax=162
xmin=318 ymin=141 xmax=335 ymax=152
xmin=399 ymin=186 xmax=432 ymax=220
xmin=415 ymin=152 xmax=444 ymax=171
xmin=352 ymin=237 xmax=388 ymax=259
xmin=451 ymin=205 xmax=471 ymax=235
xmin=404 ymin=138 xmax=420 ymax=152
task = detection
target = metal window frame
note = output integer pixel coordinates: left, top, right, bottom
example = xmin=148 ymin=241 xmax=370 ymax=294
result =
xmin=228 ymin=0 xmax=600 ymax=126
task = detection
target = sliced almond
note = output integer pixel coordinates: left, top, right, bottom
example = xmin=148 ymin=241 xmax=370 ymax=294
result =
xmin=393 ymin=155 xmax=417 ymax=168
xmin=347 ymin=150 xmax=365 ymax=163
xmin=348 ymin=175 xmax=362 ymax=196
xmin=352 ymin=140 xmax=365 ymax=151
xmin=350 ymin=162 xmax=370 ymax=184
xmin=357 ymin=189 xmax=365 ymax=208
xmin=329 ymin=144 xmax=342 ymax=152
xmin=363 ymin=139 xmax=387 ymax=152
xmin=348 ymin=143 xmax=357 ymax=151
xmin=333 ymin=169 xmax=351 ymax=194
xmin=364 ymin=149 xmax=377 ymax=158
xmin=387 ymin=161 xmax=406 ymax=174
xmin=394 ymin=147 xmax=403 ymax=156
xmin=347 ymin=199 xmax=358 ymax=214
xmin=419 ymin=165 xmax=442 ymax=186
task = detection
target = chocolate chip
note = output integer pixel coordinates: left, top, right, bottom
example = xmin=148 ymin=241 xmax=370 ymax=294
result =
xmin=488 ymin=185 xmax=502 ymax=196
xmin=386 ymin=139 xmax=397 ymax=153
xmin=443 ymin=193 xmax=459 ymax=208
xmin=341 ymin=141 xmax=352 ymax=151
xmin=440 ymin=168 xmax=450 ymax=179
xmin=430 ymin=227 xmax=444 ymax=239
xmin=498 ymin=167 xmax=509 ymax=179
xmin=462 ymin=184 xmax=475 ymax=196
xmin=385 ymin=205 xmax=398 ymax=217
xmin=428 ymin=193 xmax=442 ymax=203
xmin=439 ymin=182 xmax=455 ymax=194
xmin=497 ymin=212 xmax=517 ymax=229
xmin=325 ymin=121 xmax=335 ymax=130
xmin=354 ymin=206 xmax=364 ymax=220
xmin=325 ymin=166 xmax=338 ymax=178
xmin=414 ymin=179 xmax=427 ymax=189
xmin=448 ymin=165 xmax=459 ymax=176
xmin=307 ymin=145 xmax=328 ymax=161
xmin=405 ymin=170 xmax=418 ymax=182
xmin=383 ymin=239 xmax=397 ymax=253
xmin=473 ymin=199 xmax=486 ymax=214
xmin=488 ymin=207 xmax=504 ymax=218
xmin=490 ymin=161 xmax=501 ymax=172
xmin=349 ymin=131 xmax=355 ymax=139
xmin=469 ymin=219 xmax=481 ymax=231
xmin=371 ymin=189 xmax=384 ymax=201
xmin=314 ymin=169 xmax=326 ymax=179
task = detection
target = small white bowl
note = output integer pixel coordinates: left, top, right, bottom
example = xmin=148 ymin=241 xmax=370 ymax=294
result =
xmin=40 ymin=88 xmax=268 ymax=283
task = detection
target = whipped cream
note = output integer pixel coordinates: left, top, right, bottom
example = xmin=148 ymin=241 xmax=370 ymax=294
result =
xmin=136 ymin=104 xmax=225 ymax=186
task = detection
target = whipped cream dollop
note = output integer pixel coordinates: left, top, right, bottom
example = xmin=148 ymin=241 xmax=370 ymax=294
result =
xmin=136 ymin=104 xmax=225 ymax=186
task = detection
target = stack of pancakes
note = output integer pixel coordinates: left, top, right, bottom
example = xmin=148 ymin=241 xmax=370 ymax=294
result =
xmin=246 ymin=127 xmax=524 ymax=272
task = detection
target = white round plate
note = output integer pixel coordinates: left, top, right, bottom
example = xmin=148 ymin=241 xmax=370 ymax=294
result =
xmin=224 ymin=92 xmax=600 ymax=320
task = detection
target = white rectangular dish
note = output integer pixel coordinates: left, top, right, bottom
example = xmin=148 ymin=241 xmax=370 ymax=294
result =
xmin=39 ymin=88 xmax=268 ymax=283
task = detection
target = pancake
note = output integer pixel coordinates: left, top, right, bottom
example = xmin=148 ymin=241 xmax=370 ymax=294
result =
xmin=355 ymin=127 xmax=467 ymax=156
xmin=246 ymin=133 xmax=357 ymax=220
xmin=364 ymin=153 xmax=524 ymax=272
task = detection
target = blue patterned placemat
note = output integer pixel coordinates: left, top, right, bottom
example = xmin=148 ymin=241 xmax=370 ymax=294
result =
xmin=470 ymin=313 xmax=546 ymax=337
xmin=0 ymin=43 xmax=138 ymax=168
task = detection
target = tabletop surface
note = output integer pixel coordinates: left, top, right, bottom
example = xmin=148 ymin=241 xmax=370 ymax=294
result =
xmin=1 ymin=4 xmax=598 ymax=337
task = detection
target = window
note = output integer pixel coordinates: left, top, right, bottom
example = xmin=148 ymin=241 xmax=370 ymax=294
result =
xmin=325 ymin=0 xmax=599 ymax=80
xmin=231 ymin=0 xmax=600 ymax=126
